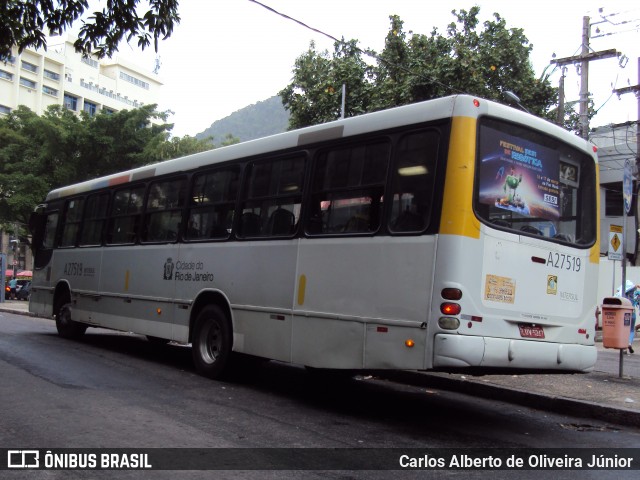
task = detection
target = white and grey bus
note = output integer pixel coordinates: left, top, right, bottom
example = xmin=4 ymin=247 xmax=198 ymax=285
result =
xmin=28 ymin=95 xmax=600 ymax=378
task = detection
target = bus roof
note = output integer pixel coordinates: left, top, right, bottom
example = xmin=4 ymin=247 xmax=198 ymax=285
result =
xmin=45 ymin=95 xmax=594 ymax=201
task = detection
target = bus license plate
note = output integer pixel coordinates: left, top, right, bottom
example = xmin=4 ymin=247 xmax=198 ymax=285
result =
xmin=518 ymin=324 xmax=545 ymax=339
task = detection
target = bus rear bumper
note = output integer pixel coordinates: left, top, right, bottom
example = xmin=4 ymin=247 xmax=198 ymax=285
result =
xmin=432 ymin=334 xmax=597 ymax=373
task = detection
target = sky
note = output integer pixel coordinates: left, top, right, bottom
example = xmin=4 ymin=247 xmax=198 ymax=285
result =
xmin=111 ymin=0 xmax=640 ymax=138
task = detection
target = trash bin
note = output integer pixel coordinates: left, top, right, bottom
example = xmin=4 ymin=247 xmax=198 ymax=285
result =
xmin=601 ymin=297 xmax=633 ymax=349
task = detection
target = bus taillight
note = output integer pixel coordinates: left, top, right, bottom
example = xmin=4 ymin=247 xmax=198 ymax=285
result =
xmin=440 ymin=303 xmax=461 ymax=315
xmin=441 ymin=288 xmax=462 ymax=300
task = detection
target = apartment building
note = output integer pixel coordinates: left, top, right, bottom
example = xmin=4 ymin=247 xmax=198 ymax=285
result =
xmin=0 ymin=36 xmax=162 ymax=117
xmin=0 ymin=37 xmax=163 ymax=284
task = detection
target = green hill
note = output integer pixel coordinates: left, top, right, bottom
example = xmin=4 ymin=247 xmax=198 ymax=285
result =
xmin=195 ymin=95 xmax=290 ymax=145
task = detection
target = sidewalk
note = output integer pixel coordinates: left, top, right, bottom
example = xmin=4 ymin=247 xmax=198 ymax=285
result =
xmin=2 ymin=299 xmax=639 ymax=427
xmin=390 ymin=341 xmax=640 ymax=428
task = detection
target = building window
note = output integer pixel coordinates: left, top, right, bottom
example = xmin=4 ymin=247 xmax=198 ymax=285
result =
xmin=64 ymin=93 xmax=78 ymax=111
xmin=81 ymin=56 xmax=99 ymax=68
xmin=19 ymin=77 xmax=36 ymax=89
xmin=21 ymin=61 xmax=37 ymax=73
xmin=0 ymin=69 xmax=12 ymax=81
xmin=102 ymin=107 xmax=116 ymax=115
xmin=44 ymin=69 xmax=60 ymax=81
xmin=605 ymin=184 xmax=624 ymax=216
xmin=119 ymin=71 xmax=150 ymax=90
xmin=43 ymin=85 xmax=58 ymax=97
xmin=0 ymin=54 xmax=16 ymax=64
xmin=84 ymin=100 xmax=97 ymax=116
xmin=0 ymin=105 xmax=11 ymax=115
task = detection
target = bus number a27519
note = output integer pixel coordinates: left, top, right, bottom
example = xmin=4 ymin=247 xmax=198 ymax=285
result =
xmin=547 ymin=252 xmax=581 ymax=272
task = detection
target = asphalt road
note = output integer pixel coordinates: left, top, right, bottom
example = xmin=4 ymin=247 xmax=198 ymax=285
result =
xmin=1 ymin=311 xmax=639 ymax=480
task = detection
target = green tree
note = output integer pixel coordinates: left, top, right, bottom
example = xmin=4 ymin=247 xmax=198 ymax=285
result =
xmin=0 ymin=103 xmax=215 ymax=229
xmin=279 ymin=39 xmax=374 ymax=129
xmin=144 ymin=133 xmax=214 ymax=161
xmin=0 ymin=106 xmax=79 ymax=227
xmin=281 ymin=8 xmax=560 ymax=129
xmin=219 ymin=133 xmax=240 ymax=147
xmin=0 ymin=0 xmax=180 ymax=60
xmin=77 ymin=104 xmax=172 ymax=178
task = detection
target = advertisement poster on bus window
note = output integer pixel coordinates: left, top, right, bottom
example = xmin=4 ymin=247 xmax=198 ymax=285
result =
xmin=478 ymin=126 xmax=560 ymax=220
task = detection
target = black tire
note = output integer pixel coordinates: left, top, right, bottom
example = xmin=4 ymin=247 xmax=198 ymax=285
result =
xmin=55 ymin=303 xmax=87 ymax=340
xmin=191 ymin=305 xmax=232 ymax=379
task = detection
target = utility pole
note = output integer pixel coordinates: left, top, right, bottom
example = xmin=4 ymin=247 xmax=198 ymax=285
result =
xmin=613 ymin=57 xmax=640 ymax=264
xmin=612 ymin=57 xmax=640 ymax=165
xmin=579 ymin=16 xmax=591 ymax=139
xmin=556 ymin=67 xmax=566 ymax=125
xmin=551 ymin=16 xmax=619 ymax=138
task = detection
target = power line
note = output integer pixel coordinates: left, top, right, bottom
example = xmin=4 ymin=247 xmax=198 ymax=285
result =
xmin=248 ymin=0 xmax=342 ymax=44
xmin=247 ymin=0 xmax=461 ymax=95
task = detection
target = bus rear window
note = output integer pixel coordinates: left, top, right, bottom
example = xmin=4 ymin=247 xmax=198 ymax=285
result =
xmin=475 ymin=118 xmax=597 ymax=247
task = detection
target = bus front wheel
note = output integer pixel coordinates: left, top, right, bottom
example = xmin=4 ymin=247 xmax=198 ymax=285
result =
xmin=56 ymin=303 xmax=87 ymax=340
xmin=192 ymin=305 xmax=232 ymax=379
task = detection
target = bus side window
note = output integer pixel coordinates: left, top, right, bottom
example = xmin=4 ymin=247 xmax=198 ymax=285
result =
xmin=79 ymin=192 xmax=110 ymax=246
xmin=238 ymin=156 xmax=304 ymax=239
xmin=388 ymin=130 xmax=439 ymax=233
xmin=186 ymin=167 xmax=240 ymax=241
xmin=59 ymin=197 xmax=84 ymax=247
xmin=307 ymin=140 xmax=390 ymax=235
xmin=107 ymin=185 xmax=145 ymax=245
xmin=42 ymin=212 xmax=59 ymax=249
xmin=143 ymin=177 xmax=187 ymax=243
xmin=266 ymin=208 xmax=295 ymax=235
xmin=239 ymin=211 xmax=262 ymax=236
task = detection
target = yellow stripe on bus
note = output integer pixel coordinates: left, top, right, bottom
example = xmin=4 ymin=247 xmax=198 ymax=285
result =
xmin=439 ymin=116 xmax=481 ymax=239
xmin=297 ymin=274 xmax=307 ymax=306
xmin=590 ymin=164 xmax=601 ymax=264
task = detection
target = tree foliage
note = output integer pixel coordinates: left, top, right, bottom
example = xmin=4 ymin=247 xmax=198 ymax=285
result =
xmin=280 ymin=39 xmax=375 ymax=128
xmin=0 ymin=104 xmax=212 ymax=230
xmin=281 ymin=8 xmax=562 ymax=130
xmin=145 ymin=133 xmax=215 ymax=161
xmin=0 ymin=0 xmax=180 ymax=60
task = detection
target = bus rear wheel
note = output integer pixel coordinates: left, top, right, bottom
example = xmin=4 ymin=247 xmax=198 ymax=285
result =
xmin=56 ymin=303 xmax=87 ymax=340
xmin=192 ymin=305 xmax=232 ymax=379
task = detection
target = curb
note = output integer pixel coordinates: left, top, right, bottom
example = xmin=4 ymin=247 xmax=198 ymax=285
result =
xmin=0 ymin=306 xmax=37 ymax=317
xmin=385 ymin=371 xmax=640 ymax=429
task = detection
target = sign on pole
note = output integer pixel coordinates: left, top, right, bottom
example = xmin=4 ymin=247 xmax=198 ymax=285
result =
xmin=609 ymin=224 xmax=623 ymax=261
xmin=623 ymin=160 xmax=633 ymax=214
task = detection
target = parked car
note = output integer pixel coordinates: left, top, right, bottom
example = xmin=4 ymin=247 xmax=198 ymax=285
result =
xmin=16 ymin=281 xmax=31 ymax=301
